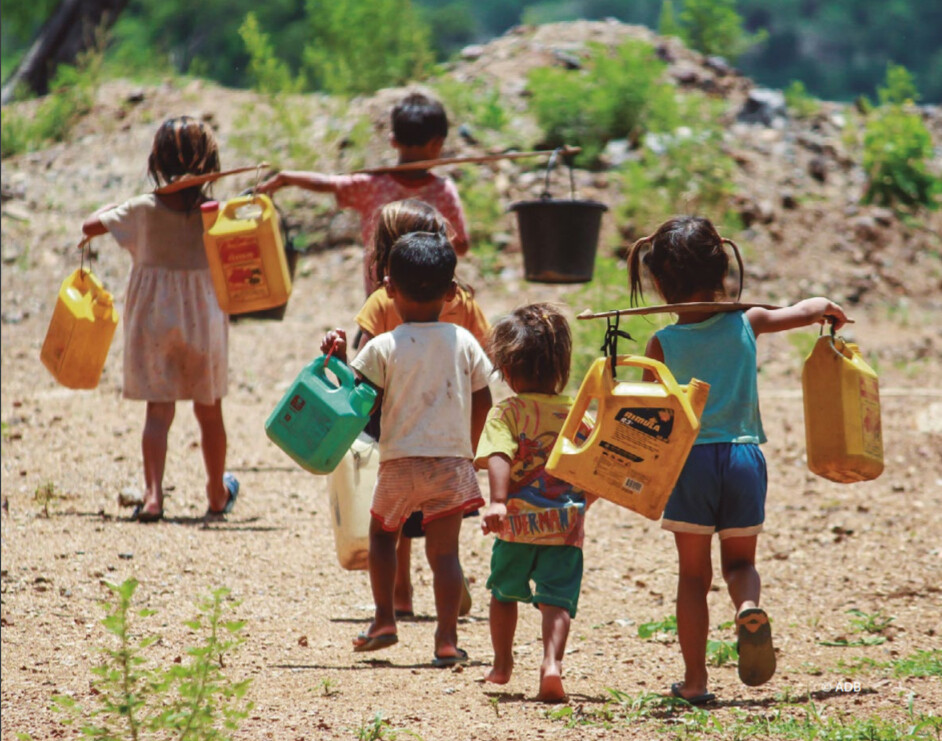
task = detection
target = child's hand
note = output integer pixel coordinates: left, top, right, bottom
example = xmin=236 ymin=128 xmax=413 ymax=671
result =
xmin=256 ymin=173 xmax=283 ymax=196
xmin=819 ymin=300 xmax=849 ymax=332
xmin=481 ymin=502 xmax=507 ymax=535
xmin=321 ymin=329 xmax=347 ymax=363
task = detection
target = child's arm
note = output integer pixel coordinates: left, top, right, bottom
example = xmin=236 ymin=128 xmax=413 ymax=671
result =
xmin=82 ymin=203 xmax=118 ymax=238
xmin=257 ymin=170 xmax=337 ymax=195
xmin=747 ymin=298 xmax=848 ymax=337
xmin=471 ymin=386 xmax=492 ymax=450
xmin=482 ymin=453 xmax=511 ymax=535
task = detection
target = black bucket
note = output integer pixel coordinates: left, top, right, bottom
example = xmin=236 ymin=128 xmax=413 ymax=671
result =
xmin=509 ymin=149 xmax=607 ymax=283
xmin=231 ymin=195 xmax=300 ymax=322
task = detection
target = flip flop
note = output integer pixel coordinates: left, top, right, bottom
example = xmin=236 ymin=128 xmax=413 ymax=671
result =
xmin=205 ymin=473 xmax=240 ymax=521
xmin=353 ymin=632 xmax=398 ymax=652
xmin=131 ymin=504 xmax=163 ymax=523
xmin=432 ymin=647 xmax=468 ymax=668
xmin=736 ymin=607 xmax=776 ymax=686
xmin=670 ymin=682 xmax=716 ymax=705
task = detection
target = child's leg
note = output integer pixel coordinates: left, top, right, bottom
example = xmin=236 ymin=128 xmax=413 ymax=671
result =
xmin=359 ymin=517 xmax=399 ymax=642
xmin=537 ymin=604 xmax=570 ymax=703
xmin=423 ymin=511 xmax=464 ymax=659
xmin=673 ymin=532 xmax=714 ymax=699
xmin=484 ymin=596 xmax=517 ymax=684
xmin=720 ymin=535 xmax=760 ymax=614
xmin=193 ymin=399 xmax=227 ymax=512
xmin=394 ymin=533 xmax=414 ymax=615
xmin=141 ymin=401 xmax=175 ymax=515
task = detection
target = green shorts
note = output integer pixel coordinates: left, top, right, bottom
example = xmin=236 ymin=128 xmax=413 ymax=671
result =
xmin=486 ymin=540 xmax=583 ymax=618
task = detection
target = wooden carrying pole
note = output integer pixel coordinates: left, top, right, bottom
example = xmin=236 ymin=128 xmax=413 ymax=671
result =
xmin=153 ymin=163 xmax=269 ymax=195
xmin=355 ymin=146 xmax=582 ymax=175
xmin=577 ymin=302 xmax=781 ymax=320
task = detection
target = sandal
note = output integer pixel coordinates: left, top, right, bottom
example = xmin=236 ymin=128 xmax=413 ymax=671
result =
xmin=204 ymin=473 xmax=239 ymax=521
xmin=131 ymin=504 xmax=163 ymax=523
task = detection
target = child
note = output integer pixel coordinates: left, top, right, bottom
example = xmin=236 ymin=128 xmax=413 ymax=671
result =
xmin=321 ymin=230 xmax=492 ymax=665
xmin=82 ymin=116 xmax=239 ymax=523
xmin=626 ymin=215 xmax=848 ymax=703
xmin=475 ymin=304 xmax=594 ymax=703
xmin=354 ymin=198 xmax=488 ymax=618
xmin=258 ymin=91 xmax=469 ymax=296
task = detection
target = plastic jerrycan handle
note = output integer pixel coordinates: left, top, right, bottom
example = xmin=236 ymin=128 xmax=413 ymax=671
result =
xmin=312 ymin=353 xmax=356 ymax=390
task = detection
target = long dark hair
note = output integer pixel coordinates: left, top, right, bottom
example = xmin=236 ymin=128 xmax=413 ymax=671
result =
xmin=147 ymin=116 xmax=220 ymax=210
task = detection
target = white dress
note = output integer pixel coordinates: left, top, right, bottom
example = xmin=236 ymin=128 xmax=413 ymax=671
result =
xmin=100 ymin=194 xmax=228 ymax=404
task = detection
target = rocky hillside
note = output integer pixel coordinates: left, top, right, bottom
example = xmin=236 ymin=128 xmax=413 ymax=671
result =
xmin=2 ymin=20 xmax=940 ymax=369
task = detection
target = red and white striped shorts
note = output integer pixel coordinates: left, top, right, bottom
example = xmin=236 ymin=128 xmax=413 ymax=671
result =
xmin=371 ymin=457 xmax=484 ymax=532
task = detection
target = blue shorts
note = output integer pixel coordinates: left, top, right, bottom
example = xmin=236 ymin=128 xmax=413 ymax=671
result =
xmin=661 ymin=443 xmax=767 ymax=539
xmin=487 ymin=540 xmax=583 ymax=618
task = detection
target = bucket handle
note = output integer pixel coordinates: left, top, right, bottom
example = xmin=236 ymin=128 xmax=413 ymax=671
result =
xmin=540 ymin=146 xmax=576 ymax=201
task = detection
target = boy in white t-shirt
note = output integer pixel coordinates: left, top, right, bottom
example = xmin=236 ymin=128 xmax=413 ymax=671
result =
xmin=321 ymin=230 xmax=492 ymax=666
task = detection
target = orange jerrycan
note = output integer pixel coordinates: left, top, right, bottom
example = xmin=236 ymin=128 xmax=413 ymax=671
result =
xmin=326 ymin=432 xmax=379 ymax=570
xmin=40 ymin=267 xmax=119 ymax=389
xmin=547 ymin=356 xmax=709 ymax=520
xmin=201 ymin=194 xmax=292 ymax=315
xmin=802 ymin=331 xmax=883 ymax=482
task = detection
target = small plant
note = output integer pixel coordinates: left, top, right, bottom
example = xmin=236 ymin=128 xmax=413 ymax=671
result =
xmin=53 ymin=578 xmax=252 ymax=739
xmin=33 ymin=481 xmax=64 ymax=518
xmin=432 ymin=77 xmax=509 ymax=137
xmin=706 ymin=638 xmax=738 ymax=667
xmin=862 ymin=64 xmax=941 ymax=212
xmin=637 ymin=614 xmax=678 ymax=639
xmin=318 ymin=678 xmax=339 ymax=697
xmin=893 ymin=650 xmax=942 ymax=678
xmin=351 ymin=712 xmax=421 ymax=740
xmin=847 ymin=607 xmax=896 ymax=635
xmin=488 ymin=695 xmax=501 ymax=718
xmin=784 ymin=80 xmax=820 ymax=119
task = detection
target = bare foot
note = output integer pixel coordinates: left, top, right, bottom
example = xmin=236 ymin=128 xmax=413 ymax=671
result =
xmin=483 ymin=666 xmax=512 ymax=685
xmin=537 ymin=665 xmax=567 ymax=703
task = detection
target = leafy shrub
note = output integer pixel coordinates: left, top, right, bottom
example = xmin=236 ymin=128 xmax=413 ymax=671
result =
xmin=432 ymin=77 xmax=509 ymax=136
xmin=1 ymin=49 xmax=102 ymax=159
xmin=302 ymin=0 xmax=433 ymax=95
xmin=675 ymin=0 xmax=767 ymax=62
xmin=527 ymin=40 xmax=679 ymax=167
xmin=862 ymin=64 xmax=940 ymax=211
xmin=53 ymin=579 xmax=252 ymax=740
xmin=784 ymin=80 xmax=820 ymax=119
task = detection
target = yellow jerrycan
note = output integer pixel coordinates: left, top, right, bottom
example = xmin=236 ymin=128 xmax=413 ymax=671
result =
xmin=201 ymin=194 xmax=292 ymax=315
xmin=547 ymin=356 xmax=709 ymax=520
xmin=40 ymin=267 xmax=119 ymax=389
xmin=802 ymin=331 xmax=883 ymax=482
xmin=325 ymin=432 xmax=379 ymax=570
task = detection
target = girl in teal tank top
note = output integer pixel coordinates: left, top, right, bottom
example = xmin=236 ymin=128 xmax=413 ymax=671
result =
xmin=626 ymin=215 xmax=849 ymax=704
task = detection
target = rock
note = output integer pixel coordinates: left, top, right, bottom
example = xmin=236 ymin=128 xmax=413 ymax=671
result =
xmin=601 ymin=139 xmax=633 ymax=168
xmin=670 ymin=63 xmax=701 ymax=86
xmin=552 ymin=50 xmax=582 ymax=70
xmin=808 ymin=156 xmax=828 ymax=182
xmin=704 ymin=55 xmax=734 ymax=76
xmin=781 ymin=191 xmax=799 ymax=209
xmin=737 ymin=88 xmax=787 ymax=127
xmin=852 ymin=215 xmax=879 ymax=242
xmin=870 ymin=207 xmax=895 ymax=226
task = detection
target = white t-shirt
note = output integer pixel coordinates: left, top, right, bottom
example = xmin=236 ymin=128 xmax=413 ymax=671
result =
xmin=351 ymin=322 xmax=492 ymax=462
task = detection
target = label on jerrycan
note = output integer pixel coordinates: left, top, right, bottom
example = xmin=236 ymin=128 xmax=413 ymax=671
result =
xmin=219 ymin=235 xmax=269 ymax=302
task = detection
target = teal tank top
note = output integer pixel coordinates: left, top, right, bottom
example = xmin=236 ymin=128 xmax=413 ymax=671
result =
xmin=655 ymin=311 xmax=766 ymax=445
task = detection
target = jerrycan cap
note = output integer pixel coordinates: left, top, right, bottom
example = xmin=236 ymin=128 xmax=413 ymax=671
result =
xmin=200 ymin=200 xmax=220 ymax=213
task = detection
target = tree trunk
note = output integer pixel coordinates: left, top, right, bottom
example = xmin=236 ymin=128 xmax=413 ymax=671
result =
xmin=1 ymin=0 xmax=128 ymax=106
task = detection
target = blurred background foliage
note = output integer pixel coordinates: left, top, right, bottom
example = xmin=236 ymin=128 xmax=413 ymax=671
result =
xmin=2 ymin=0 xmax=940 ymax=103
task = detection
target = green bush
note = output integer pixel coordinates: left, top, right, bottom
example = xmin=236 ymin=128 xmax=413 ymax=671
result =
xmin=432 ymin=77 xmax=509 ymax=136
xmin=527 ymin=40 xmax=679 ymax=167
xmin=1 ymin=50 xmax=101 ymax=159
xmin=862 ymin=64 xmax=940 ymax=211
xmin=302 ymin=0 xmax=433 ymax=95
xmin=784 ymin=80 xmax=820 ymax=119
xmin=676 ymin=0 xmax=767 ymax=62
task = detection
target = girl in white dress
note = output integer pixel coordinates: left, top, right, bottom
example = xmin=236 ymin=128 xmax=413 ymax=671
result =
xmin=83 ymin=116 xmax=238 ymax=522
